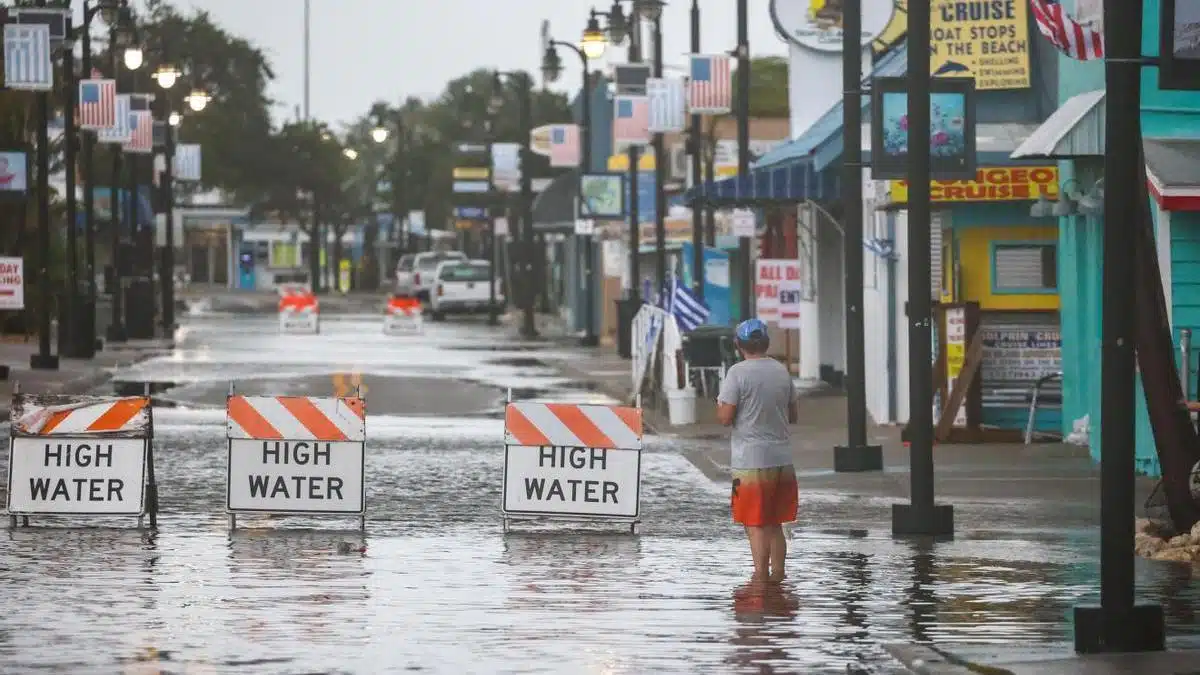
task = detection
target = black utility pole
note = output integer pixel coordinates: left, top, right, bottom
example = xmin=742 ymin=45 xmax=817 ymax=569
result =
xmin=62 ymin=13 xmax=80 ymax=359
xmin=833 ymin=0 xmax=882 ymax=472
xmin=575 ymin=55 xmax=596 ymax=346
xmin=518 ymin=72 xmax=538 ymax=339
xmin=689 ymin=0 xmax=704 ymax=301
xmin=78 ymin=2 xmax=106 ymax=359
xmin=628 ymin=12 xmax=642 ymax=306
xmin=735 ymin=0 xmax=751 ymax=321
xmin=159 ymin=88 xmax=176 ymax=336
xmin=891 ymin=0 xmax=953 ymax=537
xmin=652 ymin=14 xmax=666 ymax=300
xmin=30 ymin=4 xmax=56 ymax=370
xmin=106 ymin=15 xmax=127 ymax=344
xmin=309 ymin=192 xmax=322 ymax=293
xmin=1072 ymin=0 xmax=1165 ymax=654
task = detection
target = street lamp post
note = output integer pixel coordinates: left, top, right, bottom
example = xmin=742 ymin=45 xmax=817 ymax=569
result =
xmin=153 ymin=60 xmax=181 ymax=338
xmin=76 ymin=0 xmax=128 ymax=359
xmin=105 ymin=15 xmax=133 ymax=344
xmin=486 ymin=89 xmax=504 ymax=326
xmin=735 ymin=0 xmax=751 ymax=321
xmin=688 ymin=0 xmax=704 ymax=301
xmin=646 ymin=3 xmax=667 ymax=304
xmin=495 ymin=70 xmax=538 ymax=339
xmin=544 ymin=26 xmax=597 ymax=346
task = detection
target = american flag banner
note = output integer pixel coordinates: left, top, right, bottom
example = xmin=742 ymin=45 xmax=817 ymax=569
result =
xmin=613 ymin=95 xmax=650 ymax=147
xmin=3 ymin=24 xmax=53 ymax=91
xmin=123 ymin=110 xmax=154 ymax=154
xmin=1029 ymin=0 xmax=1104 ymax=60
xmin=647 ymin=77 xmax=686 ymax=133
xmin=174 ymin=144 xmax=202 ymax=182
xmin=549 ymin=124 xmax=580 ymax=168
xmin=97 ymin=94 xmax=132 ymax=144
xmin=687 ymin=54 xmax=733 ymax=114
xmin=78 ymin=79 xmax=118 ymax=130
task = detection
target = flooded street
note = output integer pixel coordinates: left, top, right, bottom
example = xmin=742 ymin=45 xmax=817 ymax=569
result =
xmin=3 ymin=312 xmax=1200 ymax=673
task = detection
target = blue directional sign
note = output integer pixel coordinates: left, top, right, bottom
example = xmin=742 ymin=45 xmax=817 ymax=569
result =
xmin=454 ymin=206 xmax=488 ymax=220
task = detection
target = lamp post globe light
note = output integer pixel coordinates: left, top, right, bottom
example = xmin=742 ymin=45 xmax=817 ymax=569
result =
xmin=541 ymin=46 xmax=564 ymax=83
xmin=186 ymin=90 xmax=210 ymax=112
xmin=581 ymin=15 xmax=608 ymax=60
xmin=344 ymin=148 xmax=359 ymax=160
xmin=371 ymin=126 xmax=390 ymax=144
xmin=152 ymin=64 xmax=179 ymax=89
xmin=123 ymin=45 xmax=143 ymax=70
xmin=168 ymin=111 xmax=182 ymax=126
xmin=602 ymin=2 xmax=628 ymax=42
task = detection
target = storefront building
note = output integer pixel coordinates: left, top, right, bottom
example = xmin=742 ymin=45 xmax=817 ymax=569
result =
xmin=1014 ymin=0 xmax=1200 ymax=475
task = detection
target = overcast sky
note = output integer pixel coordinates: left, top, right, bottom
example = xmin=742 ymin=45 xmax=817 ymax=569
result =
xmin=158 ymin=0 xmax=788 ymax=126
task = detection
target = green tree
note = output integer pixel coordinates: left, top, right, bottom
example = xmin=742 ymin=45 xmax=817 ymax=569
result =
xmin=120 ymin=0 xmax=276 ymax=203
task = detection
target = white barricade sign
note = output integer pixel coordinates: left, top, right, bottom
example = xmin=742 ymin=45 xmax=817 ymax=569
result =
xmin=383 ymin=296 xmax=423 ymax=335
xmin=225 ymin=391 xmax=366 ymax=529
xmin=501 ymin=400 xmax=643 ymax=532
xmin=6 ymin=393 xmax=154 ymax=521
xmin=278 ymin=290 xmax=319 ymax=334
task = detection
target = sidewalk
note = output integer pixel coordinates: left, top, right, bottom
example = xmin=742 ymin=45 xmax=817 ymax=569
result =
xmin=886 ymin=643 xmax=1200 ymax=674
xmin=0 ymin=338 xmax=171 ymax=416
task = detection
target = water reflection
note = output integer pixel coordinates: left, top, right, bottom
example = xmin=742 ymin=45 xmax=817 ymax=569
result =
xmin=727 ymin=580 xmax=801 ymax=672
xmin=501 ymin=531 xmax=644 ymax=607
xmin=904 ymin=542 xmax=938 ymax=644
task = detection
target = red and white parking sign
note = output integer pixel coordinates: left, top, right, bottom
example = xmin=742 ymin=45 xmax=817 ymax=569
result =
xmin=0 ymin=257 xmax=24 ymax=310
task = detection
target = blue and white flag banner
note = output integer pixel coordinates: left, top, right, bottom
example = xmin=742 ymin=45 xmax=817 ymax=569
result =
xmin=174 ymin=144 xmax=202 ymax=182
xmin=3 ymin=24 xmax=53 ymax=91
xmin=647 ymin=77 xmax=686 ymax=133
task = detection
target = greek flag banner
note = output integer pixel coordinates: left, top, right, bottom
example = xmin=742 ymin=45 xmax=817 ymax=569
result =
xmin=647 ymin=77 xmax=686 ymax=133
xmin=3 ymin=24 xmax=53 ymax=91
xmin=174 ymin=144 xmax=202 ymax=182
xmin=659 ymin=277 xmax=710 ymax=332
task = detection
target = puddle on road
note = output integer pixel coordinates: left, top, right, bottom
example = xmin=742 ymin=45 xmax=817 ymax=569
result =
xmin=485 ymin=356 xmax=548 ymax=369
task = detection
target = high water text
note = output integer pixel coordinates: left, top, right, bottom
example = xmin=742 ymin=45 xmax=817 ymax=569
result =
xmin=523 ymin=447 xmax=620 ymax=504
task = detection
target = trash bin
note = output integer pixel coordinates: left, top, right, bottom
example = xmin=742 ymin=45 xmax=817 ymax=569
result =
xmin=682 ymin=325 xmax=737 ymax=369
xmin=124 ymin=277 xmax=155 ymax=339
xmin=616 ymin=298 xmax=639 ymax=359
xmin=57 ymin=289 xmax=97 ymax=359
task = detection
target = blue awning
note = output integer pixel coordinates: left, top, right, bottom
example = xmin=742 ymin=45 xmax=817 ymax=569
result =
xmin=684 ymin=162 xmax=821 ymax=206
xmin=686 ymin=43 xmax=909 ymax=206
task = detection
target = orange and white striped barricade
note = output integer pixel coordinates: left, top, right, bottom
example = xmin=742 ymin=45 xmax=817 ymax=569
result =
xmin=225 ymin=384 xmax=367 ymax=530
xmin=278 ymin=289 xmax=319 ymax=334
xmin=501 ymin=394 xmax=644 ymax=533
xmin=383 ymin=295 xmax=423 ymax=335
xmin=5 ymin=388 xmax=158 ymax=527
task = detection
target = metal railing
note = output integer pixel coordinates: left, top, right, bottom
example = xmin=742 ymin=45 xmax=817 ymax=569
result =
xmin=1024 ymin=371 xmax=1064 ymax=445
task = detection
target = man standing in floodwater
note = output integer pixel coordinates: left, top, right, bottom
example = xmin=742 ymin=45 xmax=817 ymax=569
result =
xmin=716 ymin=319 xmax=799 ymax=582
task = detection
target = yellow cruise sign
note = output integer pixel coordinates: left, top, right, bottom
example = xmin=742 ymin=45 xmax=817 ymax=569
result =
xmin=452 ymin=167 xmax=490 ymax=180
xmin=890 ymin=166 xmax=1058 ymax=203
xmin=931 ymin=0 xmax=1031 ymax=90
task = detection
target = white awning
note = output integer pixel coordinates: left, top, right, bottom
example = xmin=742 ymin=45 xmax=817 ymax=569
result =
xmin=1010 ymin=90 xmax=1106 ymax=159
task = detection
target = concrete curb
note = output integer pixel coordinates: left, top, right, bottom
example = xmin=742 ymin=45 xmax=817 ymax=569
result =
xmin=885 ymin=645 xmax=1013 ymax=675
xmin=0 ymin=349 xmax=164 ymax=418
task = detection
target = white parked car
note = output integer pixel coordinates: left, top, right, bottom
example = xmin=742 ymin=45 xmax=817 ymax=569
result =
xmin=409 ymin=251 xmax=468 ymax=301
xmin=428 ymin=259 xmax=504 ymax=321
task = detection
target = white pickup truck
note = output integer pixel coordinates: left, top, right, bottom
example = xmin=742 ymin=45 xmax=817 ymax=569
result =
xmin=398 ymin=251 xmax=467 ymax=300
xmin=428 ymin=259 xmax=504 ymax=321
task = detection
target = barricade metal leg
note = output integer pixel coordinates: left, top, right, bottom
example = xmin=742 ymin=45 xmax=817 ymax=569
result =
xmin=8 ymin=515 xmax=16 ymax=528
xmin=502 ymin=518 xmax=509 ymax=533
xmin=630 ymin=522 xmax=637 ymax=535
xmin=21 ymin=516 xmax=29 ymax=527
xmin=229 ymin=514 xmax=237 ymax=530
xmin=359 ymin=514 xmax=366 ymax=531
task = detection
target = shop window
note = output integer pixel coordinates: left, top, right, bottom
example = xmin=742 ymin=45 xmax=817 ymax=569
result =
xmin=992 ymin=242 xmax=1057 ymax=293
xmin=269 ymin=241 xmax=300 ymax=268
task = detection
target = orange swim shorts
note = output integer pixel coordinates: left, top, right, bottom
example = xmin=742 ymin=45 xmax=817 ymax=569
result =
xmin=730 ymin=465 xmax=798 ymax=527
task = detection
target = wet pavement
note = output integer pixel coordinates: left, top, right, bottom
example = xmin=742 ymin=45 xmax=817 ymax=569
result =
xmin=3 ymin=310 xmax=1200 ymax=673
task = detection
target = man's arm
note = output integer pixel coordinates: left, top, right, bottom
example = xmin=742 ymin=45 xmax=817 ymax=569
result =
xmin=716 ymin=369 xmax=739 ymax=426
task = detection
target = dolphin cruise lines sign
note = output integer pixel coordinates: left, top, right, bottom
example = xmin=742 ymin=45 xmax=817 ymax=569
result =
xmin=930 ymin=0 xmax=1032 ymax=90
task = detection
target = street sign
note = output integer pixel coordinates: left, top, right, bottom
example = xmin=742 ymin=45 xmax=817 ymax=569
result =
xmin=6 ymin=394 xmax=153 ymax=519
xmin=452 ymin=167 xmax=490 ymax=181
xmin=574 ymin=219 xmax=595 ymax=236
xmin=456 ymin=142 xmax=489 ymax=154
xmin=225 ymin=394 xmax=367 ymax=522
xmin=455 ymin=206 xmax=488 ymax=219
xmin=732 ymin=209 xmax=756 ymax=238
xmin=494 ymin=217 xmax=509 ymax=237
xmin=501 ymin=400 xmax=644 ymax=530
xmin=0 ymin=256 xmax=24 ymax=310
xmin=453 ymin=180 xmax=490 ymax=194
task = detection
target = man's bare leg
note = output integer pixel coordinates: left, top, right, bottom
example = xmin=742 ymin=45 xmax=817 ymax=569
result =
xmin=744 ymin=525 xmax=772 ymax=580
xmin=768 ymin=525 xmax=787 ymax=582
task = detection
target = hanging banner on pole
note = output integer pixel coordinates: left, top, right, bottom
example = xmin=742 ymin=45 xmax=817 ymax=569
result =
xmin=3 ymin=23 xmax=53 ymax=91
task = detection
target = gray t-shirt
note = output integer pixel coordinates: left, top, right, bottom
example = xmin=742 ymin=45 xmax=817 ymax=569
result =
xmin=717 ymin=357 xmax=795 ymax=469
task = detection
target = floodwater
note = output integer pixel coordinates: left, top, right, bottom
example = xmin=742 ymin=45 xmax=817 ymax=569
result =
xmin=2 ymin=313 xmax=1200 ymax=673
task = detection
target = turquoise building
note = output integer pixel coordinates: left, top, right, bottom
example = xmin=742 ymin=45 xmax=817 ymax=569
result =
xmin=1014 ymin=0 xmax=1200 ymax=475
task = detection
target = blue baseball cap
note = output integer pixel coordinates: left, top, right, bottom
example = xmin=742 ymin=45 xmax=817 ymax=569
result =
xmin=736 ymin=319 xmax=768 ymax=342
